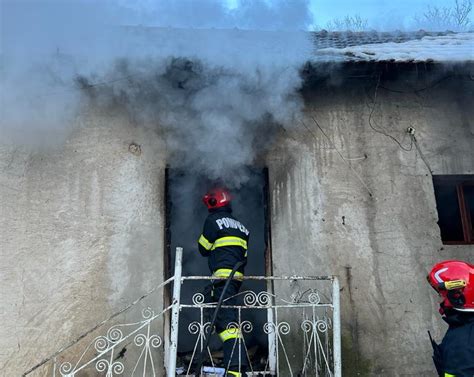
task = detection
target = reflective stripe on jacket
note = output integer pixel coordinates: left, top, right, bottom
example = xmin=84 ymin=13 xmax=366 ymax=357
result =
xmin=198 ymin=206 xmax=249 ymax=274
xmin=213 ymin=268 xmax=244 ymax=281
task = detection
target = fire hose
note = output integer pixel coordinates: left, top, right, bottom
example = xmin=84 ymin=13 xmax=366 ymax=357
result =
xmin=194 ymin=261 xmax=245 ymax=376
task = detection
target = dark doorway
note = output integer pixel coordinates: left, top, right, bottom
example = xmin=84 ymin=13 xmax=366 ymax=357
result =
xmin=164 ymin=167 xmax=271 ymax=370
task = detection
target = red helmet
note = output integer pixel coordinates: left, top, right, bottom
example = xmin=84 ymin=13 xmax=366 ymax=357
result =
xmin=202 ymin=188 xmax=232 ymax=210
xmin=427 ymin=260 xmax=474 ymax=314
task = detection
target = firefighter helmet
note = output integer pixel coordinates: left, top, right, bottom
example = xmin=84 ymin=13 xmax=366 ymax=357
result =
xmin=202 ymin=188 xmax=232 ymax=210
xmin=427 ymin=260 xmax=474 ymax=314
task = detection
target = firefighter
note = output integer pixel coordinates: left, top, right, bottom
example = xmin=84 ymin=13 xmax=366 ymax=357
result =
xmin=198 ymin=187 xmax=249 ymax=376
xmin=427 ymin=260 xmax=474 ymax=377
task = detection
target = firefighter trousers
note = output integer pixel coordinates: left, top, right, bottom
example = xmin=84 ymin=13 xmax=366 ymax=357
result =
xmin=205 ymin=279 xmax=247 ymax=373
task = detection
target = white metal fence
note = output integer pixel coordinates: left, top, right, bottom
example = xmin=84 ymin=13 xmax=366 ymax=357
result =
xmin=23 ymin=247 xmax=341 ymax=376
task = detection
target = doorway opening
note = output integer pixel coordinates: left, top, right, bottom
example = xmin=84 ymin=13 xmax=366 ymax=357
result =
xmin=164 ymin=167 xmax=272 ymax=371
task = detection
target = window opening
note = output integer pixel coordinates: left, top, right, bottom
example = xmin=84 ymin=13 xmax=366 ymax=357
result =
xmin=433 ymin=175 xmax=474 ymax=244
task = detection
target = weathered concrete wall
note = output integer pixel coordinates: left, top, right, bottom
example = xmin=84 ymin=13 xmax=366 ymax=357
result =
xmin=2 ymin=64 xmax=473 ymax=376
xmin=268 ymin=67 xmax=474 ymax=376
xmin=0 ymin=108 xmax=166 ymax=376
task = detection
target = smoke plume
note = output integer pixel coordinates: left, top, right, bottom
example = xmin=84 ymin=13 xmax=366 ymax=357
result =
xmin=1 ymin=0 xmax=313 ymax=185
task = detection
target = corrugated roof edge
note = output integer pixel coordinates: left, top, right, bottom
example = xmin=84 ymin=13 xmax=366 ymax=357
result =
xmin=312 ymin=31 xmax=474 ymax=63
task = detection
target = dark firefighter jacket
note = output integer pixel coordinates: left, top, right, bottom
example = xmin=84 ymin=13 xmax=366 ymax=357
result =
xmin=431 ymin=311 xmax=474 ymax=377
xmin=198 ymin=206 xmax=249 ymax=275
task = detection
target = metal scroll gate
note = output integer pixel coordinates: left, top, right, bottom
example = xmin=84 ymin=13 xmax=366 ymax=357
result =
xmin=23 ymin=247 xmax=341 ymax=377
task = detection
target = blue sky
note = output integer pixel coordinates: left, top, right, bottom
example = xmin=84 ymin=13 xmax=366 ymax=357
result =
xmin=227 ymin=0 xmax=460 ymax=29
xmin=309 ymin=0 xmax=456 ymax=28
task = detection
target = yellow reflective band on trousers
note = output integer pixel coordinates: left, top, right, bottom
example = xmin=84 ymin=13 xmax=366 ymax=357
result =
xmin=227 ymin=371 xmax=241 ymax=376
xmin=211 ymin=236 xmax=247 ymax=250
xmin=219 ymin=328 xmax=242 ymax=342
xmin=198 ymin=234 xmax=213 ymax=250
xmin=445 ymin=373 xmax=455 ymax=377
xmin=213 ymin=268 xmax=244 ymax=281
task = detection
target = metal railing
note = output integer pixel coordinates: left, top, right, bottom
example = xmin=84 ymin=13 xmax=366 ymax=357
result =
xmin=23 ymin=247 xmax=341 ymax=376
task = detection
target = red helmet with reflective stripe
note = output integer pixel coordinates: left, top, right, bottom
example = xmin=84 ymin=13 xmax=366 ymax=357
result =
xmin=202 ymin=188 xmax=232 ymax=210
xmin=427 ymin=260 xmax=474 ymax=314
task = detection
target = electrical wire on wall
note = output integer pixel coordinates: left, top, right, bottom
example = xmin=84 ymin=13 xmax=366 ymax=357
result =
xmin=298 ymin=69 xmax=447 ymax=197
xmin=412 ymin=133 xmax=434 ymax=175
xmin=368 ymin=73 xmax=414 ymax=152
xmin=372 ymin=71 xmax=474 ymax=176
xmin=368 ymin=72 xmax=437 ymax=175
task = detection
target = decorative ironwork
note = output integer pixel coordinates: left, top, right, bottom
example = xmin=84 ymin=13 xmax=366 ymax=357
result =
xmin=243 ymin=290 xmax=273 ymax=307
xmin=55 ymin=307 xmax=164 ymax=377
xmin=192 ymin=292 xmax=206 ymax=305
xmin=263 ymin=321 xmax=291 ymax=335
xmin=180 ymin=286 xmax=337 ymax=376
xmin=23 ymin=247 xmax=341 ymax=377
